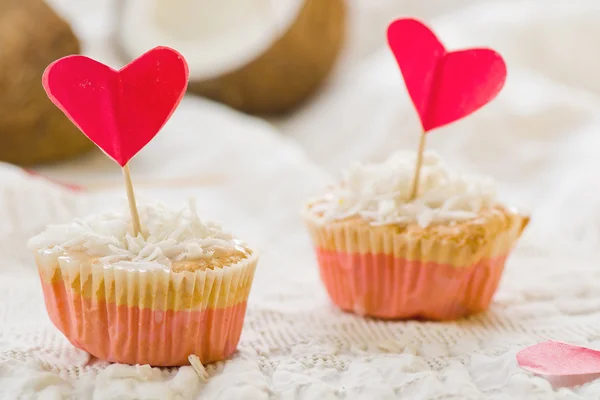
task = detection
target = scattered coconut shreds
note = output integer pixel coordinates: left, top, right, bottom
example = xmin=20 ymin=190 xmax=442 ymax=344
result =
xmin=27 ymin=200 xmax=250 ymax=269
xmin=308 ymin=150 xmax=499 ymax=228
xmin=376 ymin=340 xmax=406 ymax=353
xmin=188 ymin=355 xmax=208 ymax=382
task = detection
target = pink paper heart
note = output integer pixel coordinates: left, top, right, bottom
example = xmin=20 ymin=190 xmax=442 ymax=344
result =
xmin=387 ymin=18 xmax=507 ymax=132
xmin=517 ymin=341 xmax=600 ymax=376
xmin=42 ymin=46 xmax=189 ymax=166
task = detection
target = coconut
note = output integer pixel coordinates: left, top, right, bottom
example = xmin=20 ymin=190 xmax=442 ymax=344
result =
xmin=116 ymin=0 xmax=346 ymax=115
xmin=0 ymin=0 xmax=94 ymax=166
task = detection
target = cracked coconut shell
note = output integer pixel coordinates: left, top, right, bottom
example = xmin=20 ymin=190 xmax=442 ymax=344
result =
xmin=189 ymin=0 xmax=346 ymax=115
xmin=0 ymin=0 xmax=94 ymax=165
xmin=116 ymin=0 xmax=346 ymax=115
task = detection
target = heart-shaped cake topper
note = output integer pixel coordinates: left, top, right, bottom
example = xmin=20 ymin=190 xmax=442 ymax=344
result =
xmin=387 ymin=18 xmax=507 ymax=132
xmin=43 ymin=46 xmax=189 ymax=236
xmin=42 ymin=46 xmax=189 ymax=166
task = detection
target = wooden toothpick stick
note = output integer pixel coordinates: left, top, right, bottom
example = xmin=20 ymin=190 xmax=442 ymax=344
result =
xmin=122 ymin=163 xmax=142 ymax=236
xmin=409 ymin=131 xmax=427 ymax=201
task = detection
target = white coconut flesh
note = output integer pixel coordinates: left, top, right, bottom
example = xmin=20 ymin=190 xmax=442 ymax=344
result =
xmin=119 ymin=0 xmax=304 ymax=80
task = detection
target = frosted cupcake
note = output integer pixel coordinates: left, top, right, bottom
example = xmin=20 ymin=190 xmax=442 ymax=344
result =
xmin=28 ymin=202 xmax=258 ymax=366
xmin=303 ymin=151 xmax=528 ymax=320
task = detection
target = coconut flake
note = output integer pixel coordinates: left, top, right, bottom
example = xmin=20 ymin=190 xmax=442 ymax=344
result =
xmin=188 ymin=355 xmax=209 ymax=382
xmin=28 ymin=200 xmax=248 ymax=269
xmin=307 ymin=150 xmax=498 ymax=228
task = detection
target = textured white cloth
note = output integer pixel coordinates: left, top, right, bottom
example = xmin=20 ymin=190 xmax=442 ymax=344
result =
xmin=3 ymin=0 xmax=600 ymax=398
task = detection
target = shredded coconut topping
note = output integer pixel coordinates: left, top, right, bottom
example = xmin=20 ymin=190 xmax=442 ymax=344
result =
xmin=28 ymin=201 xmax=249 ymax=269
xmin=307 ymin=150 xmax=498 ymax=227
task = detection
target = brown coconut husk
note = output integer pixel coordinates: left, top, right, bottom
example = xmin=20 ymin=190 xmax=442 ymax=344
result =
xmin=190 ymin=0 xmax=346 ymax=115
xmin=115 ymin=0 xmax=347 ymax=116
xmin=0 ymin=0 xmax=94 ymax=166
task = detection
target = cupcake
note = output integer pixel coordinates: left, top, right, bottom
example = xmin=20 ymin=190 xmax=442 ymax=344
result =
xmin=28 ymin=201 xmax=258 ymax=366
xmin=303 ymin=151 xmax=528 ymax=320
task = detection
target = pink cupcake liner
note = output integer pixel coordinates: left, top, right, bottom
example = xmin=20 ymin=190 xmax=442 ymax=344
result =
xmin=304 ymin=210 xmax=528 ymax=320
xmin=36 ymin=251 xmax=258 ymax=366
xmin=316 ymin=249 xmax=507 ymax=320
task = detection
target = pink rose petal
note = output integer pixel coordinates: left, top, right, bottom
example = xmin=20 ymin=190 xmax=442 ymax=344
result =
xmin=517 ymin=341 xmax=600 ymax=376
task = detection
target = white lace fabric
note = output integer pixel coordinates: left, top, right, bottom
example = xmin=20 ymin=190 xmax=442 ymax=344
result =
xmin=2 ymin=130 xmax=600 ymax=399
xmin=4 ymin=0 xmax=600 ymax=398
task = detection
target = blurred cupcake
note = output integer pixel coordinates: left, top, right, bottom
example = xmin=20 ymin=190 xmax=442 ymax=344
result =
xmin=303 ymin=151 xmax=528 ymax=320
xmin=28 ymin=201 xmax=258 ymax=366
